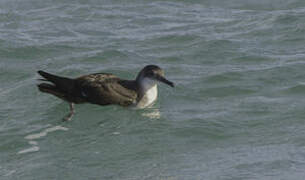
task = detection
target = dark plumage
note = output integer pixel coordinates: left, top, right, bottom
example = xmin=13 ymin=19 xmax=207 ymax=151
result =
xmin=37 ymin=65 xmax=174 ymax=121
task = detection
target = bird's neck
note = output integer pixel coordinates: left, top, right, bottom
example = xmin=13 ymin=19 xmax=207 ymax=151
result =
xmin=136 ymin=78 xmax=158 ymax=108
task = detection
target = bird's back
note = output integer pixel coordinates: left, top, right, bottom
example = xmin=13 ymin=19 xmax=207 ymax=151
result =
xmin=75 ymin=73 xmax=138 ymax=106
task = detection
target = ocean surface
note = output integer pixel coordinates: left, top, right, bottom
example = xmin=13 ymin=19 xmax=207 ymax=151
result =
xmin=1 ymin=0 xmax=305 ymax=179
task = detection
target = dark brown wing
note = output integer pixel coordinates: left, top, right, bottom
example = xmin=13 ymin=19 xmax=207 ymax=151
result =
xmin=75 ymin=73 xmax=138 ymax=106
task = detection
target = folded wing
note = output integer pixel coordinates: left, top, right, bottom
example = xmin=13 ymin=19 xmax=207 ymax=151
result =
xmin=76 ymin=73 xmax=138 ymax=106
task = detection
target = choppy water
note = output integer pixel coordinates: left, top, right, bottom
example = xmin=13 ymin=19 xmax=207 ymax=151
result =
xmin=1 ymin=0 xmax=305 ymax=179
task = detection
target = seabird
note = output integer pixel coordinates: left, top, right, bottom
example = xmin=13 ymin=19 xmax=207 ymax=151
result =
xmin=37 ymin=65 xmax=174 ymax=121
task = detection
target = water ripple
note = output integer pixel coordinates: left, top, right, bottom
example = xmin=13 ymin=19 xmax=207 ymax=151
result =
xmin=17 ymin=126 xmax=68 ymax=155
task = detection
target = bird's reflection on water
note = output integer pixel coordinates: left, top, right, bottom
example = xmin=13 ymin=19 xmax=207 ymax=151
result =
xmin=141 ymin=108 xmax=161 ymax=119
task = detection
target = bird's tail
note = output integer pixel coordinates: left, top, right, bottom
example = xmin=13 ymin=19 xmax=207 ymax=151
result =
xmin=37 ymin=71 xmax=76 ymax=99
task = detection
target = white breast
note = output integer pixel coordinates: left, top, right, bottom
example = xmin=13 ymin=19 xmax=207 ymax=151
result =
xmin=144 ymin=85 xmax=158 ymax=106
xmin=136 ymin=78 xmax=158 ymax=108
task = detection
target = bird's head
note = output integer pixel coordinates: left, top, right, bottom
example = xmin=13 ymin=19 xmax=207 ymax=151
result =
xmin=136 ymin=65 xmax=174 ymax=89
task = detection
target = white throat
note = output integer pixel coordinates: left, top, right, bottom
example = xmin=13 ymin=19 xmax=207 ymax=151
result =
xmin=136 ymin=78 xmax=158 ymax=108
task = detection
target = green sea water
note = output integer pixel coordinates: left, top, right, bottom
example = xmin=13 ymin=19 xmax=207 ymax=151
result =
xmin=1 ymin=0 xmax=305 ymax=179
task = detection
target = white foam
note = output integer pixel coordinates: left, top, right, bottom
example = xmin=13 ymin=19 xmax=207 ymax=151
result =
xmin=18 ymin=126 xmax=69 ymax=155
xmin=28 ymin=141 xmax=38 ymax=145
xmin=25 ymin=126 xmax=68 ymax=140
xmin=17 ymin=146 xmax=40 ymax=154
xmin=112 ymin=132 xmax=120 ymax=135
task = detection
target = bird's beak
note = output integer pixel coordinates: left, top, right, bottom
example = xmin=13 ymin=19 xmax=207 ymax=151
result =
xmin=156 ymin=75 xmax=175 ymax=87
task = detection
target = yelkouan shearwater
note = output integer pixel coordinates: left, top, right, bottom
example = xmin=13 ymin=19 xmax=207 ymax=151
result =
xmin=37 ymin=65 xmax=174 ymax=121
